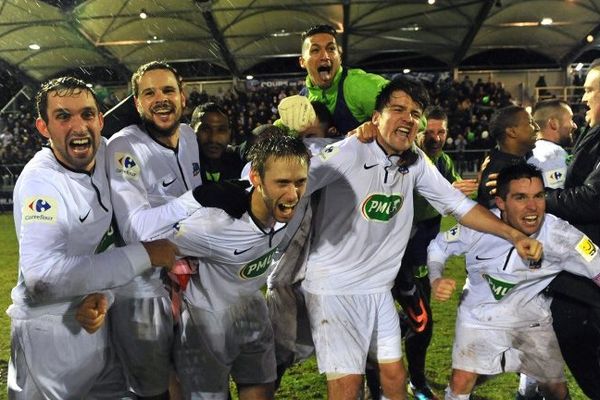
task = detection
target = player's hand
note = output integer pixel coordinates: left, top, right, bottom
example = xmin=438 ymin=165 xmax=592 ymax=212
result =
xmin=452 ymin=179 xmax=478 ymax=196
xmin=432 ymin=278 xmax=457 ymax=301
xmin=349 ymin=121 xmax=378 ymax=141
xmin=76 ymin=293 xmax=108 ymax=334
xmin=485 ymin=172 xmax=498 ymax=197
xmin=512 ymin=234 xmax=543 ymax=262
xmin=192 ymin=180 xmax=250 ymax=219
xmin=143 ymin=239 xmax=178 ymax=270
xmin=278 ymin=95 xmax=316 ymax=132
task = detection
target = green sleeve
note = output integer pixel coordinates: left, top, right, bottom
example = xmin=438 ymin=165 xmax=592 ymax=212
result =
xmin=343 ymin=69 xmax=389 ymax=123
xmin=440 ymin=152 xmax=462 ymax=183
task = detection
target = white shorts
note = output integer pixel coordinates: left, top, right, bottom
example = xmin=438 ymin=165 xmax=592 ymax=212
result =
xmin=8 ymin=314 xmax=132 ymax=400
xmin=174 ymin=292 xmax=276 ymax=399
xmin=304 ymin=291 xmax=402 ymax=375
xmin=452 ymin=321 xmax=566 ymax=383
xmin=110 ymin=296 xmax=174 ymax=396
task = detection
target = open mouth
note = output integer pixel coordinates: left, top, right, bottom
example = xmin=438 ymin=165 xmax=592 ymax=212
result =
xmin=277 ymin=202 xmax=297 ymax=216
xmin=395 ymin=126 xmax=412 ymax=137
xmin=523 ymin=215 xmax=539 ymax=226
xmin=151 ymin=102 xmax=175 ymax=119
xmin=317 ymin=64 xmax=332 ymax=82
xmin=69 ymin=137 xmax=92 ymax=154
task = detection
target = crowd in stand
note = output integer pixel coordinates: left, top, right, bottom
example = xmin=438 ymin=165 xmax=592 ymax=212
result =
xmin=0 ymin=74 xmax=552 ymax=170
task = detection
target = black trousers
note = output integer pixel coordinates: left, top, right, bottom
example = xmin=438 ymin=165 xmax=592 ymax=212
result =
xmin=549 ymin=273 xmax=600 ymax=399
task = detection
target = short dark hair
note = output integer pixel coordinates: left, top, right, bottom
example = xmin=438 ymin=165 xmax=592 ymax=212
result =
xmin=374 ymin=76 xmax=429 ymax=113
xmin=489 ymin=105 xmax=525 ymax=144
xmin=36 ymin=76 xmax=99 ymax=123
xmin=496 ymin=163 xmax=544 ymax=200
xmin=425 ymin=106 xmax=447 ymax=122
xmin=248 ymin=127 xmax=311 ymax=178
xmin=532 ymin=99 xmax=569 ymax=129
xmin=131 ymin=60 xmax=183 ymax=96
xmin=301 ymin=24 xmax=337 ymax=44
xmin=191 ymin=102 xmax=229 ymax=130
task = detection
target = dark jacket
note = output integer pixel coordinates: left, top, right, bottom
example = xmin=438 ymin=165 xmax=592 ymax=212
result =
xmin=199 ymin=149 xmax=244 ymax=183
xmin=546 ymin=124 xmax=600 ymax=307
xmin=546 ymin=124 xmax=600 ymax=244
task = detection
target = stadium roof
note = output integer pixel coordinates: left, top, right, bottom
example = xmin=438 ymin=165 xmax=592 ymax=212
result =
xmin=2 ymin=0 xmax=600 ymax=85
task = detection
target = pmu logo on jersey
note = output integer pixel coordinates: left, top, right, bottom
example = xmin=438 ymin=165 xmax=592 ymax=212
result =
xmin=575 ymin=235 xmax=598 ymax=262
xmin=482 ymin=273 xmax=516 ymax=300
xmin=361 ymin=193 xmax=403 ymax=222
xmin=115 ymin=152 xmax=140 ymax=179
xmin=239 ymin=248 xmax=276 ymax=279
xmin=22 ymin=197 xmax=57 ymax=224
xmin=95 ymin=224 xmax=116 ymax=254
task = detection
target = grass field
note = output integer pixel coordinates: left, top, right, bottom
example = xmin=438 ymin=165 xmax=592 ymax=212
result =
xmin=0 ymin=213 xmax=587 ymax=399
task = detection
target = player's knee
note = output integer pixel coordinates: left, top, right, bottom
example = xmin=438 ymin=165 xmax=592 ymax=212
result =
xmin=444 ymin=386 xmax=471 ymax=400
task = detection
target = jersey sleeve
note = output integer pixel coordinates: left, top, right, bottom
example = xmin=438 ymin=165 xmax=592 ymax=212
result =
xmin=14 ymin=175 xmax=151 ymax=303
xmin=427 ymin=223 xmax=478 ymax=280
xmin=544 ymin=217 xmax=600 ymax=283
xmin=106 ymin=133 xmax=200 ymax=242
xmin=413 ymin=149 xmax=476 ymax=219
xmin=306 ymin=137 xmax=357 ymax=195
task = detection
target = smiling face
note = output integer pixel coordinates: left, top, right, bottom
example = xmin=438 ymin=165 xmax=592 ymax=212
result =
xmin=496 ymin=176 xmax=545 ymax=236
xmin=134 ymin=68 xmax=186 ymax=142
xmin=510 ymin=110 xmax=539 ymax=154
xmin=250 ymin=156 xmax=308 ymax=226
xmin=423 ymin=118 xmax=448 ymax=158
xmin=556 ymin=104 xmax=576 ymax=147
xmin=299 ymin=32 xmax=342 ymax=89
xmin=36 ymin=89 xmax=103 ymax=172
xmin=194 ymin=111 xmax=231 ymax=160
xmin=372 ymin=90 xmax=422 ymax=154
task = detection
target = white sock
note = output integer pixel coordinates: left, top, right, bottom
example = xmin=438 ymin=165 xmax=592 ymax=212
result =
xmin=518 ymin=373 xmax=539 ymax=396
xmin=444 ymin=386 xmax=471 ymax=400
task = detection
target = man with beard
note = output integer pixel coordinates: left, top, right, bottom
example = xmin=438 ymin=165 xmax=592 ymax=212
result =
xmin=300 ymin=77 xmax=542 ymax=400
xmin=161 ymin=131 xmax=310 ymax=400
xmin=477 ymin=106 xmax=539 ymax=209
xmin=299 ymin=24 xmax=388 ymax=134
xmin=190 ymin=102 xmax=244 ymax=183
xmin=7 ymin=76 xmax=177 ymax=399
xmin=527 ymin=99 xmax=576 ymax=189
xmin=106 ymin=61 xmax=205 ymax=400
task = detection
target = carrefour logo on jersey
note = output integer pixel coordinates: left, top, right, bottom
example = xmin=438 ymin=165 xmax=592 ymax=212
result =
xmin=22 ymin=196 xmax=57 ymax=224
xmin=482 ymin=273 xmax=516 ymax=300
xmin=239 ymin=248 xmax=277 ymax=279
xmin=361 ymin=193 xmax=403 ymax=222
xmin=115 ymin=152 xmax=140 ymax=179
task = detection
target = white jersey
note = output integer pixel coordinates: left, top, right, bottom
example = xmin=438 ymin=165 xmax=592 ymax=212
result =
xmin=302 ymin=136 xmax=475 ymax=295
xmin=527 ymin=139 xmax=568 ymax=189
xmin=106 ymin=123 xmax=203 ymax=297
xmin=166 ymin=207 xmax=287 ymax=311
xmin=8 ymin=141 xmax=151 ymax=318
xmin=428 ymin=210 xmax=600 ymax=329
